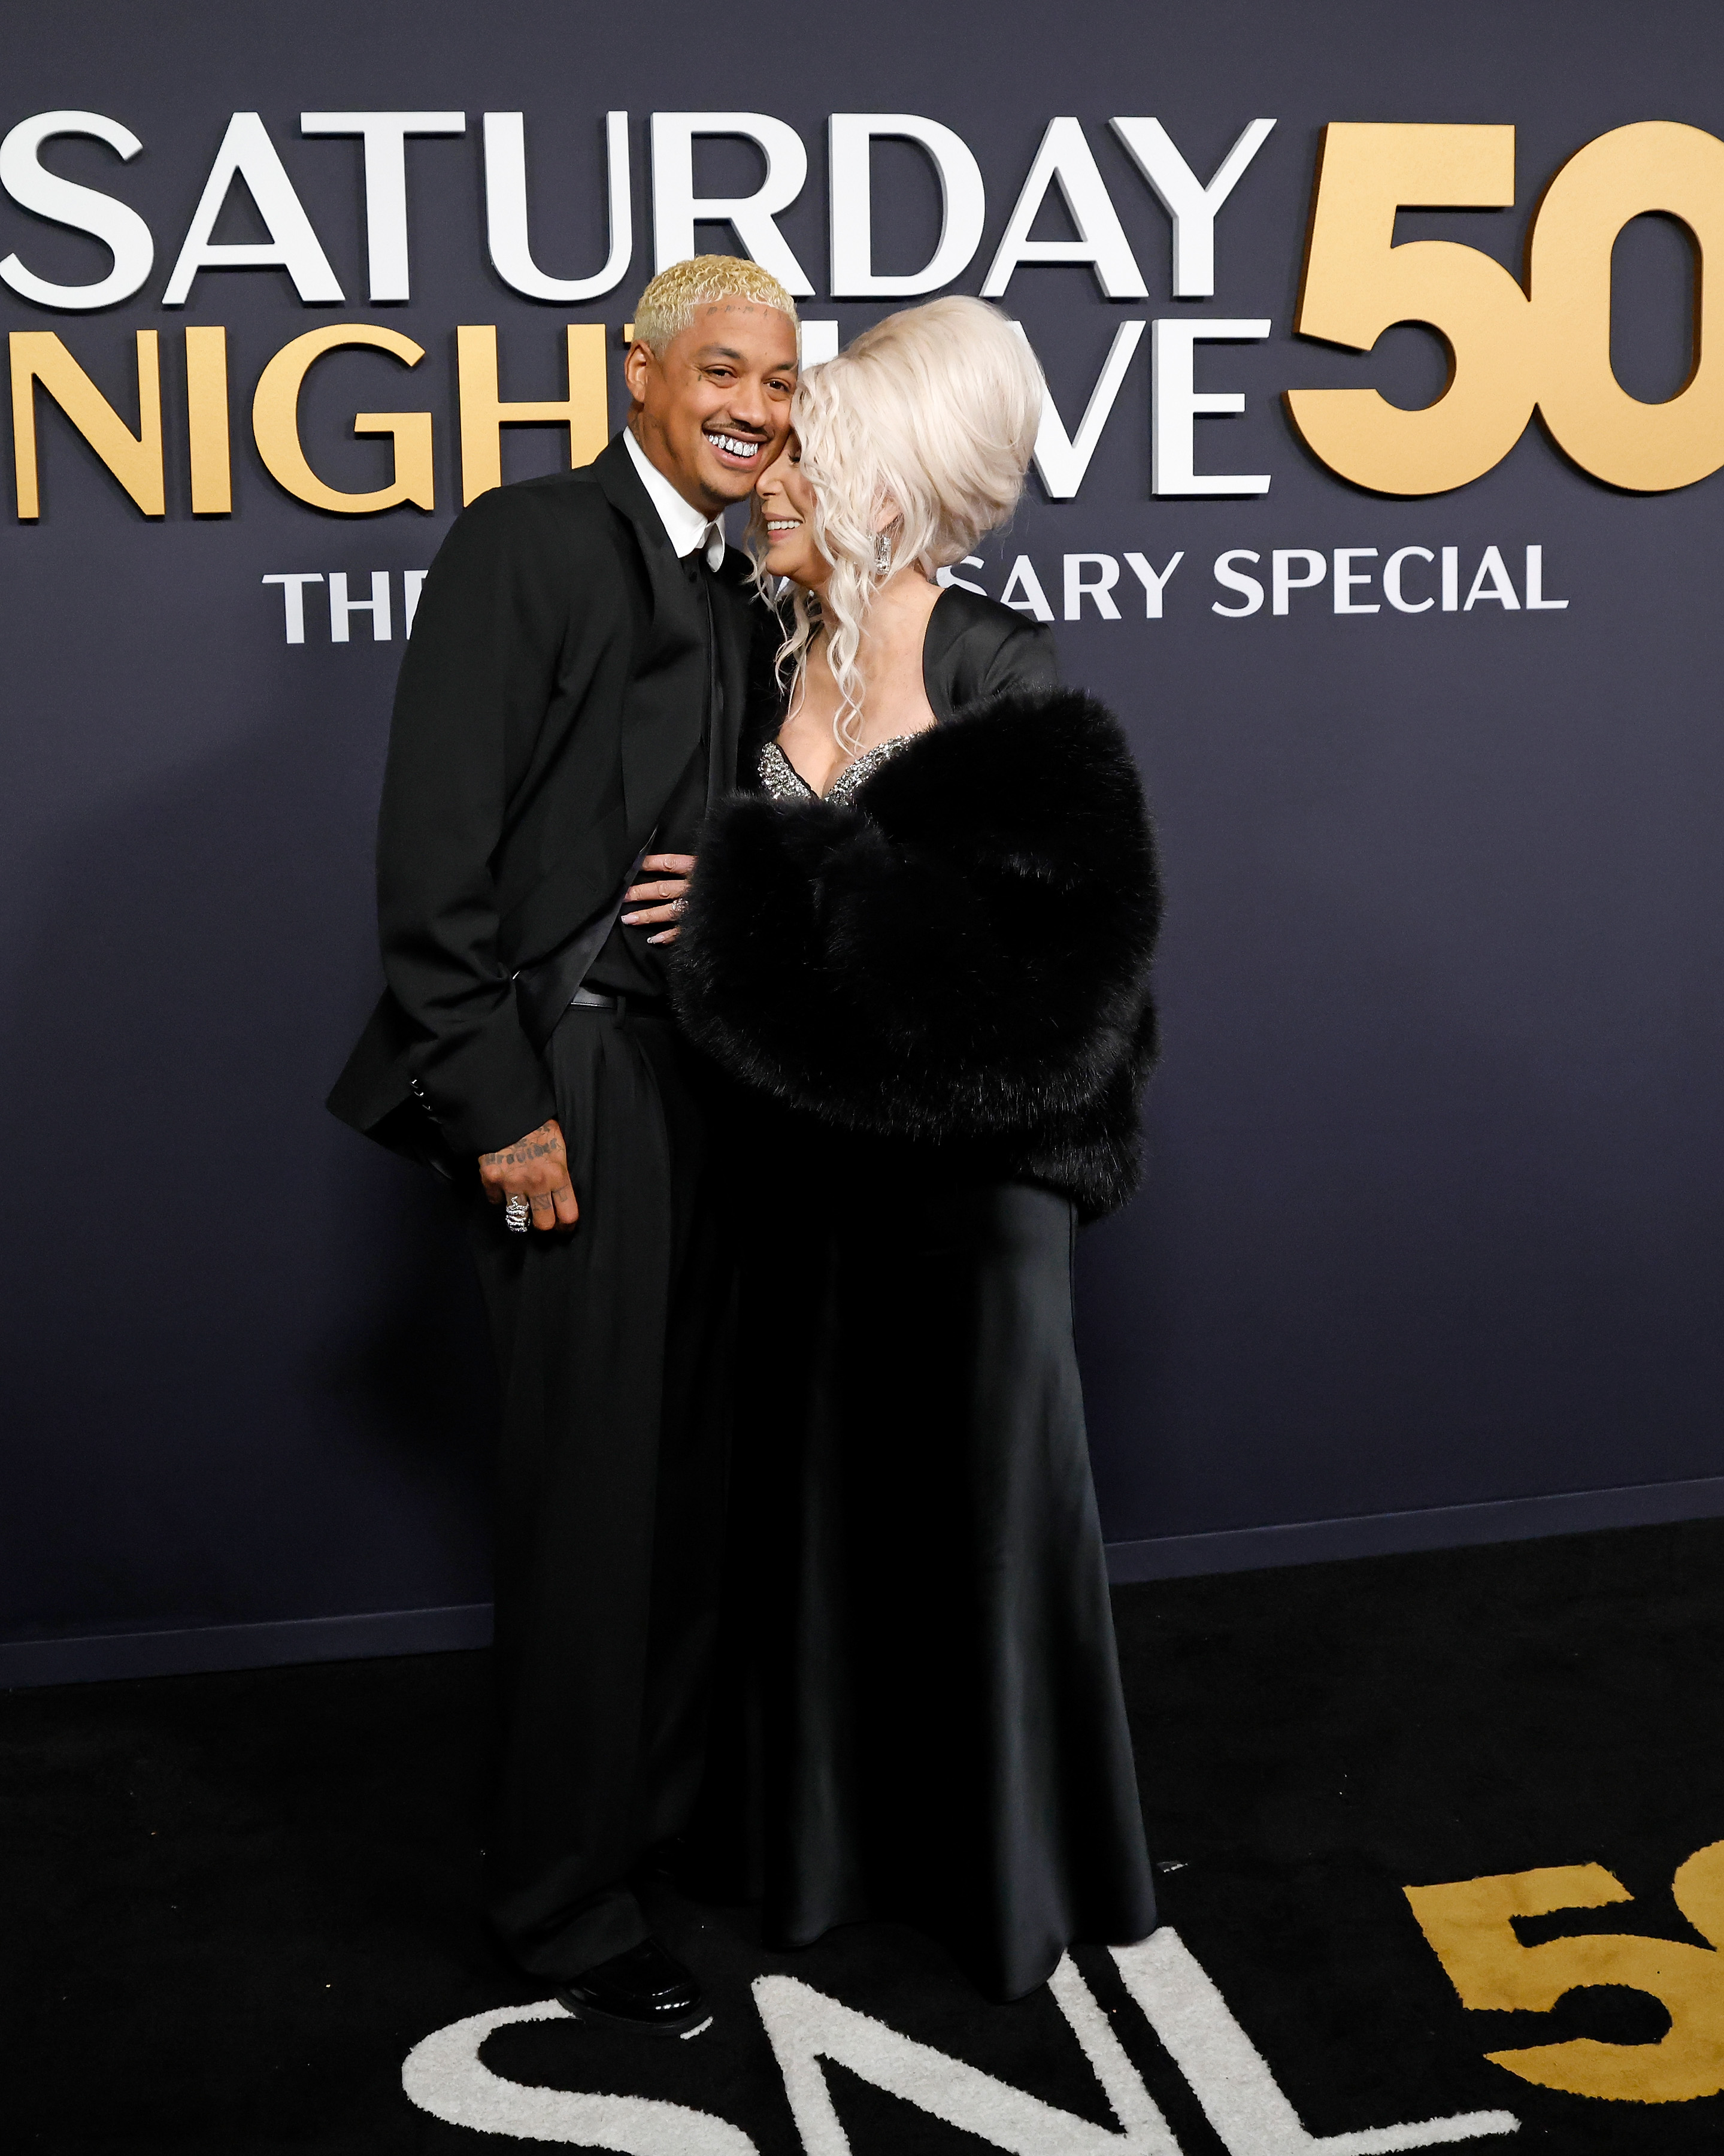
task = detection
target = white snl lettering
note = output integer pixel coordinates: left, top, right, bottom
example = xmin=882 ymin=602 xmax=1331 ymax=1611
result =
xmin=1152 ymin=320 xmax=1271 ymax=496
xmin=163 ymin=113 xmax=343 ymax=306
xmin=1124 ymin=550 xmax=1185 ymax=617
xmin=1026 ymin=321 xmax=1146 ymax=499
xmin=1065 ymin=553 xmax=1123 ymax=620
xmin=983 ymin=117 xmax=1147 ymax=299
xmin=401 ymin=1933 xmax=1517 ymax=2152
xmin=650 ymin=113 xmax=814 ymax=293
xmin=1110 ymin=118 xmax=1276 ymax=298
xmin=298 ymin=113 xmax=465 ymax=302
xmin=263 ymin=568 xmax=429 ymax=643
xmin=828 ymin=116 xmax=986 ymax=297
xmin=483 ymin=112 xmax=633 ymax=302
xmin=0 ymin=111 xmax=154 ymax=309
xmin=262 ymin=572 xmax=323 ymax=644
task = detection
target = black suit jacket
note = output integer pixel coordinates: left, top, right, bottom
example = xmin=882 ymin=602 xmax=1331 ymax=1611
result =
xmin=328 ymin=434 xmax=776 ymax=1160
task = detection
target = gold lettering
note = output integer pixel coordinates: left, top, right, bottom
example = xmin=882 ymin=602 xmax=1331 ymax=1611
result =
xmin=1286 ymin=124 xmax=1537 ymax=496
xmin=1532 ymin=120 xmax=1724 ymax=492
xmin=456 ymin=323 xmax=608 ymax=504
xmin=185 ymin=326 xmax=232 ymax=515
xmin=252 ymin=324 xmax=434 ymax=514
xmin=1407 ymin=1842 xmax=1724 ymax=2103
xmin=10 ymin=330 xmax=165 ymax=519
xmin=1292 ymin=119 xmax=1724 ymax=495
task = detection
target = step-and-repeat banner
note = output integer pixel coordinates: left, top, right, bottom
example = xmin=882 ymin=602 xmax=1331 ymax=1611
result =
xmin=5 ymin=0 xmax=1722 ymax=1655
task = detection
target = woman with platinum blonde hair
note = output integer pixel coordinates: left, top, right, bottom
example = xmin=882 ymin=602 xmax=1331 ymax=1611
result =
xmin=671 ymin=295 xmax=1162 ymax=2000
xmin=759 ymin=293 xmax=1044 ymax=762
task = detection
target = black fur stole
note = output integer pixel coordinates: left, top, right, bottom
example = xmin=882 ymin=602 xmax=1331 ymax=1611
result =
xmin=671 ymin=685 xmax=1161 ymax=1219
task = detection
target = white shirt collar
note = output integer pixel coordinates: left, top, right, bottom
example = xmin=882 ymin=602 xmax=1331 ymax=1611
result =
xmin=623 ymin=426 xmax=726 ymax=570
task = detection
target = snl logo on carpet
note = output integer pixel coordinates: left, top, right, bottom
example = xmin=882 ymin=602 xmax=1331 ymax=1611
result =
xmin=399 ymin=1839 xmax=1724 ymax=2151
xmin=404 ymin=1927 xmax=1521 ymax=2152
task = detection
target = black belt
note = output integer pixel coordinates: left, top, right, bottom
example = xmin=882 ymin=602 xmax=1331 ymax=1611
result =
xmin=566 ymin=986 xmax=667 ymax=1018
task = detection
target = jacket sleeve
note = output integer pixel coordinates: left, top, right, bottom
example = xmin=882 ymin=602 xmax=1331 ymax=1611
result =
xmin=374 ymin=486 xmax=569 ymax=1156
xmin=672 ymin=686 xmax=1159 ymax=1143
xmin=978 ymin=616 xmax=1058 ymax=701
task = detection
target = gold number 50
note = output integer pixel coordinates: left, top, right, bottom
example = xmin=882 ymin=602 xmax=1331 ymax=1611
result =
xmin=1405 ymin=1840 xmax=1724 ymax=2103
xmin=1287 ymin=122 xmax=1724 ymax=494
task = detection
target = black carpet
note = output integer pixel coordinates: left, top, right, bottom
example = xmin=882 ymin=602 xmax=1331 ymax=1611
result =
xmin=7 ymin=1516 xmax=1724 ymax=2152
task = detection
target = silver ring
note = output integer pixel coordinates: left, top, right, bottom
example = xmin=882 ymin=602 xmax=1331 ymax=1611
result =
xmin=504 ymin=1194 xmax=531 ymax=1233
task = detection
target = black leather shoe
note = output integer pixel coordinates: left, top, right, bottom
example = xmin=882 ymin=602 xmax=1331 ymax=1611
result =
xmin=555 ymin=1939 xmax=708 ymax=2037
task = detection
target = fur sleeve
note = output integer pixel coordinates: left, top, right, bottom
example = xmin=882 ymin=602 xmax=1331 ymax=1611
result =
xmin=672 ymin=685 xmax=1160 ymax=1144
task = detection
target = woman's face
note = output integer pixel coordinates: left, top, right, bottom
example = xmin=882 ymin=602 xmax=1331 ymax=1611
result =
xmin=755 ymin=437 xmax=828 ymax=589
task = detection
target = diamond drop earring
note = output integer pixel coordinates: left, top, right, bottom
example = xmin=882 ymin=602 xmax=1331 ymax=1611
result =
xmin=874 ymin=532 xmax=892 ymax=574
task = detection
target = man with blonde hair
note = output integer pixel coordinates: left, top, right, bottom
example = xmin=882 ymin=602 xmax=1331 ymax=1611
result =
xmin=330 ymin=256 xmax=798 ymax=2033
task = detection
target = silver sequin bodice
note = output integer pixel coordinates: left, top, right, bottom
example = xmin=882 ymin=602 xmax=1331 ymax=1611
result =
xmin=759 ymin=732 xmax=919 ymax=807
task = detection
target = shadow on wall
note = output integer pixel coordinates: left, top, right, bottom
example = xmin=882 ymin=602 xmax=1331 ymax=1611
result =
xmin=0 ymin=685 xmax=496 ymax=1648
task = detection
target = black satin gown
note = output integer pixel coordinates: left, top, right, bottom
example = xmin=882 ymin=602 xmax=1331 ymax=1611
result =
xmin=691 ymin=589 xmax=1157 ymax=2000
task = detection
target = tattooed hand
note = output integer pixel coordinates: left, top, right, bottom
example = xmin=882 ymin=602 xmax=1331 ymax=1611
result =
xmin=478 ymin=1118 xmax=578 ymax=1230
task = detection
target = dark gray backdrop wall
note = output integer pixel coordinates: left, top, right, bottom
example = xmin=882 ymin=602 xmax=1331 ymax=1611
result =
xmin=5 ymin=0 xmax=1722 ymax=1682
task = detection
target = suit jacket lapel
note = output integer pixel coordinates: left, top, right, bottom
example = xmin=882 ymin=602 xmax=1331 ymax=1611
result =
xmin=592 ymin=435 xmax=708 ymax=843
xmin=708 ymin=555 xmax=763 ymax=795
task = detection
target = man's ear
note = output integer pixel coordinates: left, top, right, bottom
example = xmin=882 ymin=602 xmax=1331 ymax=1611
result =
xmin=623 ymin=339 xmax=655 ymax=409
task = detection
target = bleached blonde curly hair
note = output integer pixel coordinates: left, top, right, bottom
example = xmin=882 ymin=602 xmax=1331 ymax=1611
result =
xmin=766 ymin=295 xmax=1044 ymax=754
xmin=632 ymin=255 xmax=798 ymax=355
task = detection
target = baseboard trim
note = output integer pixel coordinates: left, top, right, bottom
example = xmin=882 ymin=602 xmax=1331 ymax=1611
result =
xmin=0 ymin=1601 xmax=494 ymax=1691
xmin=1104 ymin=1473 xmax=1724 ymax=1584
xmin=10 ymin=1474 xmax=1724 ymax=1689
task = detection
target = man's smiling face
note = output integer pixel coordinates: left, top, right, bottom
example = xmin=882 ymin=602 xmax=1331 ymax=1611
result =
xmin=625 ymin=301 xmax=799 ymax=517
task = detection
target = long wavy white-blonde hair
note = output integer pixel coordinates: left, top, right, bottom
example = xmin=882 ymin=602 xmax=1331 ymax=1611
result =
xmin=763 ymin=295 xmax=1044 ymax=753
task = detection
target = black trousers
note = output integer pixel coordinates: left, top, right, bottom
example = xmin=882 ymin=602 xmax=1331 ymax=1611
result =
xmin=465 ymin=1004 xmax=732 ymax=1980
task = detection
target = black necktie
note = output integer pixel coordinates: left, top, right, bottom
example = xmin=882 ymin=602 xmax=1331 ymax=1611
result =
xmin=681 ymin=547 xmax=719 ymax=810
